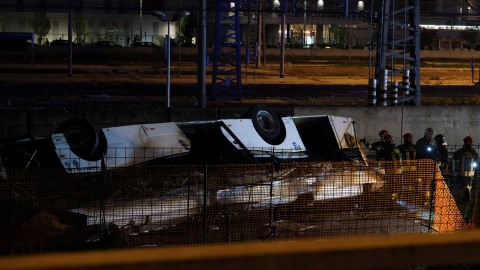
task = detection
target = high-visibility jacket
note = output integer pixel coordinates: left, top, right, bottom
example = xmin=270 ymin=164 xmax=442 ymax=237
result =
xmin=398 ymin=142 xmax=417 ymax=161
xmin=453 ymin=146 xmax=479 ymax=177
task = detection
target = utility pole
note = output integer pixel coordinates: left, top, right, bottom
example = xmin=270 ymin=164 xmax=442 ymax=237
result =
xmin=139 ymin=0 xmax=142 ymax=40
xmin=68 ymin=0 xmax=72 ymax=77
xmin=280 ymin=0 xmax=286 ymax=78
xmin=197 ymin=0 xmax=207 ymax=108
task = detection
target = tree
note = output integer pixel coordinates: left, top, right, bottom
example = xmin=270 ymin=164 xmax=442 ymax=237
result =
xmin=180 ymin=13 xmax=196 ymax=45
xmin=32 ymin=11 xmax=51 ymax=45
xmin=460 ymin=27 xmax=479 ymax=51
xmin=73 ymin=13 xmax=88 ymax=45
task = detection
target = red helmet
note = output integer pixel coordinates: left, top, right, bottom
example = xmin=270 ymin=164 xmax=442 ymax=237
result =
xmin=464 ymin=136 xmax=473 ymax=146
xmin=384 ymin=134 xmax=394 ymax=142
xmin=403 ymin=133 xmax=413 ymax=143
xmin=379 ymin=130 xmax=389 ymax=137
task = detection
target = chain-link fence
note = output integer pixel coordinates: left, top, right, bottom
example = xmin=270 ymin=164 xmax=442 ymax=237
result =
xmin=365 ymin=144 xmax=480 ymax=223
xmin=0 ymin=156 xmax=468 ymax=255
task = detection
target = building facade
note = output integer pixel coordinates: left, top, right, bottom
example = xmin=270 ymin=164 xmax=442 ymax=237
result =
xmin=1 ymin=1 xmax=479 ymax=48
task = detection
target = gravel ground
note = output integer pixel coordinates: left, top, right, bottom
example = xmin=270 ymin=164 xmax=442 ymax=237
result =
xmin=0 ymin=62 xmax=476 ymax=108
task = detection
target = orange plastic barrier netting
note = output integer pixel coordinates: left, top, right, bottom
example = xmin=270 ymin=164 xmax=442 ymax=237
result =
xmin=433 ymin=168 xmax=468 ymax=232
xmin=0 ymin=160 xmax=468 ymax=254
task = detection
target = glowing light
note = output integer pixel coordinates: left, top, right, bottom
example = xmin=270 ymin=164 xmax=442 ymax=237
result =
xmin=358 ymin=1 xmax=364 ymax=12
xmin=317 ymin=0 xmax=324 ymax=10
xmin=273 ymin=0 xmax=280 ymax=9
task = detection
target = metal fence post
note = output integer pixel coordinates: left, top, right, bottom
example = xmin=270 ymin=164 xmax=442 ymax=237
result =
xmin=203 ymin=162 xmax=208 ymax=245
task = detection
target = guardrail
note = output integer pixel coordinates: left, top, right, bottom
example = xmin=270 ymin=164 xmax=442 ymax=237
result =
xmin=3 ymin=230 xmax=480 ymax=270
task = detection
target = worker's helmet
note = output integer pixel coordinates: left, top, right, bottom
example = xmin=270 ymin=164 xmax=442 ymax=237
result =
xmin=379 ymin=130 xmax=389 ymax=137
xmin=403 ymin=133 xmax=413 ymax=143
xmin=384 ymin=134 xmax=394 ymax=142
xmin=434 ymin=134 xmax=444 ymax=141
xmin=464 ymin=136 xmax=474 ymax=146
xmin=424 ymin=128 xmax=435 ymax=136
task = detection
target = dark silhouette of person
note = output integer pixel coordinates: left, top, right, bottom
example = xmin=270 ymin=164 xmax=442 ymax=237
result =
xmin=453 ymin=136 xmax=479 ymax=202
xmin=416 ymin=127 xmax=437 ymax=160
xmin=398 ymin=133 xmax=417 ymax=161
xmin=435 ymin=134 xmax=449 ymax=173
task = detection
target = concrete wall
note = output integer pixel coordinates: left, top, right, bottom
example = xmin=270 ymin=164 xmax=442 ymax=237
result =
xmin=295 ymin=106 xmax=480 ymax=147
xmin=2 ymin=105 xmax=479 ymax=148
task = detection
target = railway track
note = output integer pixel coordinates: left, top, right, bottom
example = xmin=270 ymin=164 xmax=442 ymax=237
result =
xmin=1 ymin=80 xmax=477 ymax=100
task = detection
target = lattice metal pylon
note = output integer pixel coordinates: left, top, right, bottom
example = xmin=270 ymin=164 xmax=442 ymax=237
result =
xmin=375 ymin=0 xmax=421 ymax=106
xmin=212 ymin=0 xmax=243 ymax=101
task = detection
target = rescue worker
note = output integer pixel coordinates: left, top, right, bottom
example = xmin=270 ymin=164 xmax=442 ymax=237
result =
xmin=435 ymin=134 xmax=449 ymax=173
xmin=381 ymin=134 xmax=401 ymax=161
xmin=382 ymin=135 xmax=402 ymax=184
xmin=398 ymin=133 xmax=417 ymax=179
xmin=416 ymin=127 xmax=437 ymax=160
xmin=453 ymin=136 xmax=479 ymax=202
xmin=361 ymin=129 xmax=389 ymax=161
xmin=398 ymin=133 xmax=417 ymax=161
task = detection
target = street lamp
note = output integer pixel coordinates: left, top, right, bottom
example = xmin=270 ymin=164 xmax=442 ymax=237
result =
xmin=357 ymin=1 xmax=365 ymax=12
xmin=317 ymin=0 xmax=324 ymax=10
xmin=151 ymin=10 xmax=190 ymax=112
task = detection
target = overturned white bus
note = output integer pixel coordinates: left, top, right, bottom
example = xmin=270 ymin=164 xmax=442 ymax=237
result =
xmin=47 ymin=104 xmax=367 ymax=173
